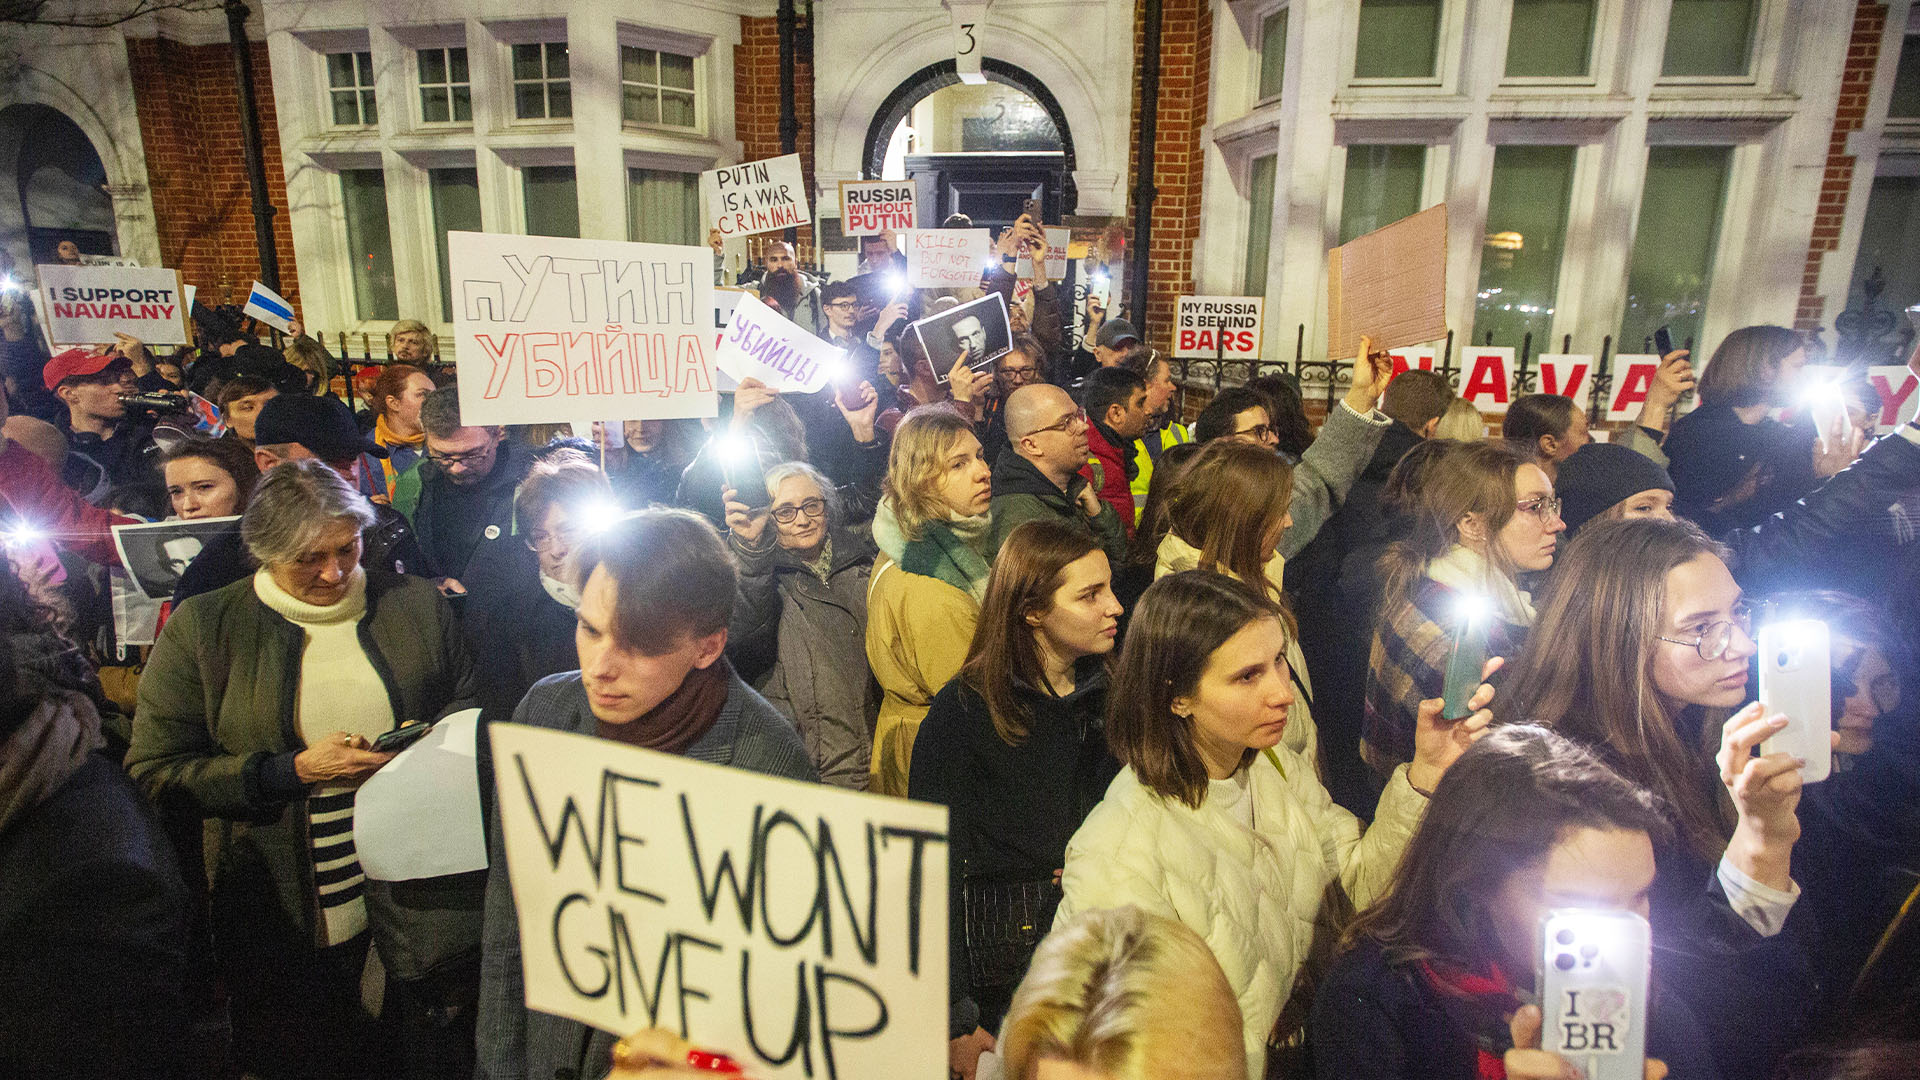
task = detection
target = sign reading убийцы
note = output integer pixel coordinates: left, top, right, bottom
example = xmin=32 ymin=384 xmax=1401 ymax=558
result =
xmin=448 ymin=232 xmax=719 ymax=427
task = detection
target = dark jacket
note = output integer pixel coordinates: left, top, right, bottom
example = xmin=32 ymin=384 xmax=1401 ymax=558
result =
xmin=908 ymin=666 xmax=1119 ymax=1036
xmin=1311 ymin=938 xmax=1722 ymax=1080
xmin=727 ymin=525 xmax=879 ymax=789
xmin=1 ymin=726 xmax=191 ymax=1080
xmin=987 ymin=449 xmax=1127 ymax=566
xmin=170 ymin=503 xmax=427 ymax=608
xmin=1665 ymin=403 xmax=1818 ymax=534
xmin=474 ymin=670 xmax=816 ymax=1080
xmin=56 ymin=416 xmax=160 ymax=507
xmin=127 ymin=571 xmax=475 ymax=950
xmin=407 ymin=439 xmax=534 ymax=581
xmin=458 ymin=541 xmax=579 ymax=727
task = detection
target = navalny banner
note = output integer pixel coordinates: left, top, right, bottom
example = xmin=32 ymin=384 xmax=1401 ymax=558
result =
xmin=489 ymin=723 xmax=949 ymax=1080
xmin=703 ymin=154 xmax=813 ymax=239
xmin=38 ymin=265 xmax=192 ymax=346
xmin=448 ymin=232 xmax=718 ymax=427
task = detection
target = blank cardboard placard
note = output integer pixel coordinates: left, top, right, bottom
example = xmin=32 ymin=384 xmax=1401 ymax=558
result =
xmin=1327 ymin=203 xmax=1448 ymax=361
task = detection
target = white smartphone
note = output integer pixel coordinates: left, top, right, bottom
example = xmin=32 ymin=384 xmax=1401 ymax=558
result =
xmin=1538 ymin=909 xmax=1651 ymax=1080
xmin=1758 ymin=619 xmax=1832 ymax=784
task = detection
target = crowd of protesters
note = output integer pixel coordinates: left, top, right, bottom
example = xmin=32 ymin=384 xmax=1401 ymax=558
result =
xmin=1 ymin=211 xmax=1918 ymax=1080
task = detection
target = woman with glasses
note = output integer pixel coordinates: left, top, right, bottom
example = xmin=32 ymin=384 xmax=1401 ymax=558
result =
xmin=463 ymin=451 xmax=614 ymax=724
xmin=1499 ymin=517 xmax=1817 ymax=1080
xmin=1364 ymin=441 xmax=1563 ymax=777
xmin=722 ymin=461 xmax=878 ymax=790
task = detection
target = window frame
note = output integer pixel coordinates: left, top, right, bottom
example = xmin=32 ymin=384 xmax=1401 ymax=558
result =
xmin=1344 ymin=0 xmax=1462 ymax=90
xmin=507 ymin=40 xmax=573 ymax=124
xmin=1652 ymin=0 xmax=1781 ymax=88
xmin=324 ymin=50 xmax=378 ymax=130
xmin=414 ymin=45 xmax=473 ymax=128
xmin=336 ymin=165 xmax=400 ymax=323
xmin=1254 ymin=3 xmax=1290 ymax=106
xmin=1497 ymin=0 xmax=1614 ymax=88
xmin=619 ymin=45 xmax=703 ymax=133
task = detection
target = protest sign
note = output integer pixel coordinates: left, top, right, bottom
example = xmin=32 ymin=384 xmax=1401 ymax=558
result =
xmin=1327 ymin=204 xmax=1448 ymax=360
xmin=912 ymin=291 xmax=1011 ymax=381
xmin=1868 ymin=365 xmax=1919 ymax=427
xmin=244 ymin=280 xmax=296 ymax=333
xmin=902 ymin=229 xmax=994 ymax=290
xmin=38 ymin=264 xmax=192 ymax=346
xmin=449 ymin=232 xmax=717 ymax=427
xmin=704 ymin=155 xmax=812 ymax=238
xmin=1174 ymin=296 xmax=1264 ymax=360
xmin=713 ymin=287 xmax=754 ymax=348
xmin=1386 ymin=347 xmax=1436 ymax=380
xmin=715 ymin=293 xmax=847 ymax=394
xmin=490 ymin=723 xmax=948 ymax=1080
xmin=839 ymin=181 xmax=916 ymax=236
xmin=355 ymin=710 xmax=487 ymax=882
xmin=1605 ymin=353 xmax=1662 ymax=422
xmin=1458 ymin=347 xmax=1515 ymax=414
xmin=112 ymin=516 xmax=240 ymax=600
xmin=1535 ymin=354 xmax=1594 ymax=414
xmin=1014 ymin=227 xmax=1070 ymax=281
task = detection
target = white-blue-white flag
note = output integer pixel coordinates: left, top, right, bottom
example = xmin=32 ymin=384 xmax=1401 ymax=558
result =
xmin=243 ymin=280 xmax=295 ymax=332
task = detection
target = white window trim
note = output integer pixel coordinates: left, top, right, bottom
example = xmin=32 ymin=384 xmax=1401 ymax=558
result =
xmin=321 ymin=49 xmax=378 ymax=131
xmin=1340 ymin=0 xmax=1467 ymax=92
xmin=1650 ymin=0 xmax=1788 ymax=90
xmin=617 ymin=44 xmax=707 ymax=137
xmin=413 ymin=45 xmax=474 ymax=130
xmin=485 ymin=19 xmax=571 ymax=127
xmin=331 ymin=163 xmax=397 ymax=324
xmin=504 ymin=41 xmax=571 ymax=125
xmin=1492 ymin=0 xmax=1628 ymax=90
xmin=1249 ymin=1 xmax=1290 ymax=109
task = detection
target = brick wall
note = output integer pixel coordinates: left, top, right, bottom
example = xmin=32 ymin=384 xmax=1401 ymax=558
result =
xmin=125 ymin=37 xmax=298 ymax=310
xmin=1126 ymin=0 xmax=1213 ymax=357
xmin=734 ymin=15 xmax=817 ymax=261
xmin=1796 ymin=1 xmax=1886 ymax=331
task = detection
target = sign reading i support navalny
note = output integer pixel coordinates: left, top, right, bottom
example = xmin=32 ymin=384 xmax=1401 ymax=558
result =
xmin=38 ymin=265 xmax=193 ymax=346
xmin=448 ymin=232 xmax=718 ymax=427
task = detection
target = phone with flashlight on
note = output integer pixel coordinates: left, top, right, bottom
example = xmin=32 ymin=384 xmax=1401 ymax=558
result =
xmin=721 ymin=433 xmax=770 ymax=513
xmin=1441 ymin=594 xmax=1493 ymax=721
xmin=1758 ymin=618 xmax=1833 ymax=784
xmin=1538 ymin=908 xmax=1652 ymax=1080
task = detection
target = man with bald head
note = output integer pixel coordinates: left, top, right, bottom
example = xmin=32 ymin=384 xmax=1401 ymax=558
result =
xmin=986 ymin=383 xmax=1127 ymax=563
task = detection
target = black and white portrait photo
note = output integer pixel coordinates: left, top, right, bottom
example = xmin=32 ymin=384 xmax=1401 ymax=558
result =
xmin=910 ymin=291 xmax=1011 ymax=382
xmin=111 ymin=516 xmax=241 ymax=600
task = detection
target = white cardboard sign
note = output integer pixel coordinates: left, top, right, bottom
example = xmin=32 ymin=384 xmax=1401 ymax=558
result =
xmin=903 ymin=229 xmax=994 ymax=290
xmin=1387 ymin=347 xmax=1436 ymax=379
xmin=1535 ymin=354 xmax=1594 ymax=414
xmin=1173 ymin=296 xmax=1264 ymax=360
xmin=715 ymin=294 xmax=847 ymax=394
xmin=839 ymin=181 xmax=917 ymax=236
xmin=1605 ymin=353 xmax=1662 ymax=422
xmin=38 ymin=265 xmax=192 ymax=346
xmin=1014 ymin=227 xmax=1070 ymax=281
xmin=489 ymin=723 xmax=949 ymax=1080
xmin=449 ymin=232 xmax=717 ymax=427
xmin=703 ymin=154 xmax=812 ymax=239
xmin=1458 ymin=347 xmax=1515 ymax=415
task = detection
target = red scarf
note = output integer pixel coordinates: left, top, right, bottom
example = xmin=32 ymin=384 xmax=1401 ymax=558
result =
xmin=1417 ymin=960 xmax=1520 ymax=1080
xmin=595 ymin=659 xmax=730 ymax=754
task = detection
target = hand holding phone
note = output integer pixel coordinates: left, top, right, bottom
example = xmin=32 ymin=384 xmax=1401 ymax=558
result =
xmin=1530 ymin=909 xmax=1653 ymax=1080
xmin=371 ymin=722 xmax=434 ymax=754
xmin=1652 ymin=325 xmax=1676 ymax=359
xmin=1758 ymin=619 xmax=1833 ymax=783
xmin=1441 ymin=595 xmax=1494 ymax=721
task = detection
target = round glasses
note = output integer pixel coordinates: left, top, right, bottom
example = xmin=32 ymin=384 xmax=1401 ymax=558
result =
xmin=1515 ymin=496 xmax=1564 ymax=523
xmin=771 ymin=498 xmax=827 ymax=525
xmin=1656 ymin=603 xmax=1754 ymax=661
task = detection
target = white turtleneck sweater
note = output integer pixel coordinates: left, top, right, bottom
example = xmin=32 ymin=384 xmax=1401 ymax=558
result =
xmin=253 ymin=567 xmax=392 ymax=947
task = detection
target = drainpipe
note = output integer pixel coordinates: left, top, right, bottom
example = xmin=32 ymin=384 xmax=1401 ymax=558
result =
xmin=225 ymin=0 xmax=280 ymax=292
xmin=1129 ymin=0 xmax=1161 ymax=334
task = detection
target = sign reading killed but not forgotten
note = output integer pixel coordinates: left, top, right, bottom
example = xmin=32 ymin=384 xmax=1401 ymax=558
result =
xmin=490 ymin=724 xmax=948 ymax=1080
xmin=704 ymin=154 xmax=813 ymax=238
xmin=449 ymin=232 xmax=718 ymax=427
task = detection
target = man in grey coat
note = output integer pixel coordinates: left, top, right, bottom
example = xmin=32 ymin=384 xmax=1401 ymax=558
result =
xmin=475 ymin=509 xmax=816 ymax=1080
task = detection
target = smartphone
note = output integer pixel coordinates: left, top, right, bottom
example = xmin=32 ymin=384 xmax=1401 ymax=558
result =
xmin=371 ymin=722 xmax=433 ymax=754
xmin=1653 ymin=325 xmax=1675 ymax=358
xmin=1538 ymin=909 xmax=1651 ymax=1080
xmin=1758 ymin=619 xmax=1833 ymax=783
xmin=1020 ymin=197 xmax=1041 ymax=223
xmin=722 ymin=434 xmax=770 ymax=511
xmin=1440 ymin=599 xmax=1492 ymax=721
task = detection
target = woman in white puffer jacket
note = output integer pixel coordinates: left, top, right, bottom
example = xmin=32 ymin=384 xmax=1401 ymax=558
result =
xmin=1055 ymin=571 xmax=1497 ymax=1079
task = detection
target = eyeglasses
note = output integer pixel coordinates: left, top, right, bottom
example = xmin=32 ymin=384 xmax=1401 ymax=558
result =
xmin=823 ymin=300 xmax=856 ymax=311
xmin=428 ymin=445 xmax=495 ymax=468
xmin=527 ymin=526 xmax=579 ymax=554
xmin=1515 ymin=496 xmax=1564 ymax=523
xmin=999 ymin=365 xmax=1040 ymax=384
xmin=1029 ymin=409 xmax=1088 ymax=437
xmin=771 ymin=498 xmax=828 ymax=524
xmin=1233 ymin=423 xmax=1273 ymax=442
xmin=1656 ymin=602 xmax=1754 ymax=661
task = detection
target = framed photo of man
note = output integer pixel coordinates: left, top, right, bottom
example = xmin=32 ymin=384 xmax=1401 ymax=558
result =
xmin=910 ymin=291 xmax=1011 ymax=383
xmin=111 ymin=516 xmax=241 ymax=600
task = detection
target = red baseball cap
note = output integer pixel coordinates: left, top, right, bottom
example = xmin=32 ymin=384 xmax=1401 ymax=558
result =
xmin=42 ymin=348 xmax=121 ymax=391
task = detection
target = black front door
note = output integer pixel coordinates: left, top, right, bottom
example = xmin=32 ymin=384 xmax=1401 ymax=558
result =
xmin=902 ymin=153 xmax=1068 ymax=231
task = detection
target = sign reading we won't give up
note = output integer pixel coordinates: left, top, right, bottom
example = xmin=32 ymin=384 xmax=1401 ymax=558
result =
xmin=490 ymin=724 xmax=949 ymax=1080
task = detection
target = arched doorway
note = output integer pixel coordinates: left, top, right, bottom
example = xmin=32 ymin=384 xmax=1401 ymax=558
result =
xmin=0 ymin=104 xmax=116 ymax=269
xmin=861 ymin=59 xmax=1077 ymax=228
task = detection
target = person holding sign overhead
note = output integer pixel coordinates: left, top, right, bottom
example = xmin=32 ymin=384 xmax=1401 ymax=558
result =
xmin=476 ymin=508 xmax=815 ymax=1080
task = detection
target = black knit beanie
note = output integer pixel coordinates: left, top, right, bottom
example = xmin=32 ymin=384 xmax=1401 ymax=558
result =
xmin=1556 ymin=441 xmax=1676 ymax=535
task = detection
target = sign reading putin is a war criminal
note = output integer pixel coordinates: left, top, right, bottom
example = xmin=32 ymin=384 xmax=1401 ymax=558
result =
xmin=38 ymin=265 xmax=193 ymax=346
xmin=1174 ymin=296 xmax=1265 ymax=360
xmin=489 ymin=724 xmax=949 ymax=1080
xmin=703 ymin=154 xmax=813 ymax=238
xmin=449 ymin=232 xmax=718 ymax=427
xmin=838 ymin=181 xmax=917 ymax=236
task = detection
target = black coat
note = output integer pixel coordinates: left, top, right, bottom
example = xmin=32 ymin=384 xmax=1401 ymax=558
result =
xmin=0 ymin=749 xmax=191 ymax=1079
xmin=459 ymin=541 xmax=579 ymax=727
xmin=1666 ymin=404 xmax=1818 ymax=534
xmin=409 ymin=439 xmax=534 ymax=581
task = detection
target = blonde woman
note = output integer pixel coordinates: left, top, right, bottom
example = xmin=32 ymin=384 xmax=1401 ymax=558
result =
xmin=866 ymin=405 xmax=994 ymax=795
xmin=1431 ymin=397 xmax=1485 ymax=441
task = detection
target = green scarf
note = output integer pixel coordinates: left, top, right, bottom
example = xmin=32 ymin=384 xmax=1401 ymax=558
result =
xmin=901 ymin=512 xmax=993 ymax=602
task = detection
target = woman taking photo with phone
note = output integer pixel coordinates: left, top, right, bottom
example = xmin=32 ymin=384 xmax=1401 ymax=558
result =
xmin=866 ymin=405 xmax=995 ymax=795
xmin=1363 ymin=441 xmax=1562 ymax=777
xmin=1056 ymin=571 xmax=1496 ymax=1078
xmin=910 ymin=518 xmax=1125 ymax=1074
xmin=1498 ymin=516 xmax=1815 ymax=1079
